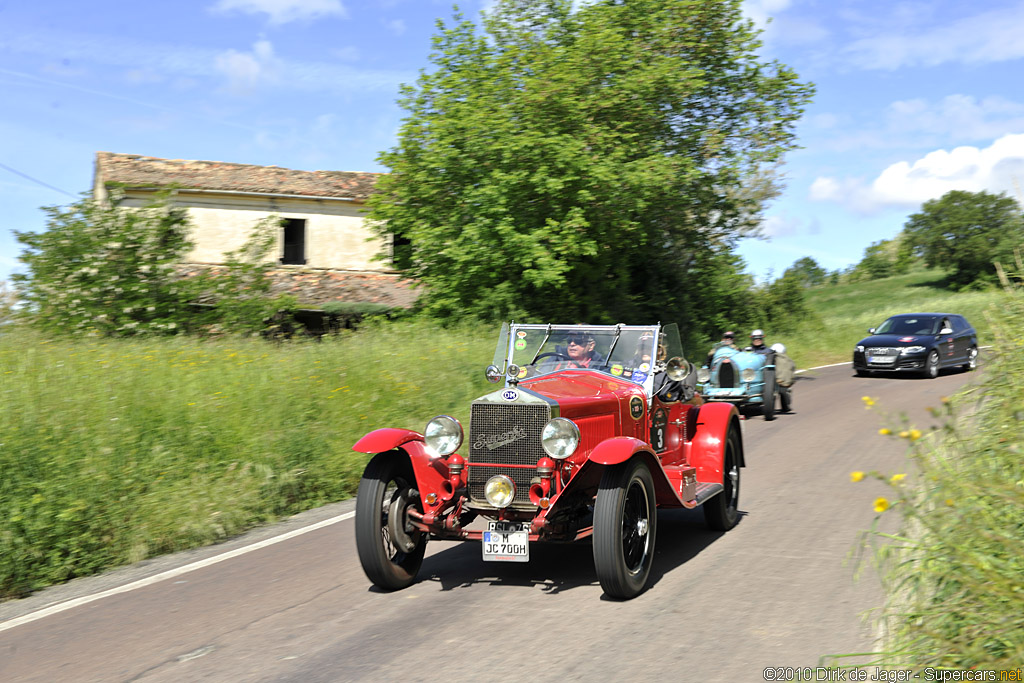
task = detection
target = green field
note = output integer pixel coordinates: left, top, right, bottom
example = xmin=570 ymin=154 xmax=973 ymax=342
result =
xmin=0 ymin=269 xmax=1015 ymax=634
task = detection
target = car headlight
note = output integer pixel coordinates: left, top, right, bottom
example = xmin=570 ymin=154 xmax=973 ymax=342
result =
xmin=541 ymin=418 xmax=579 ymax=460
xmin=901 ymin=346 xmax=927 ymax=355
xmin=741 ymin=368 xmax=757 ymax=382
xmin=484 ymin=475 xmax=516 ymax=508
xmin=856 ymin=345 xmax=864 ymax=353
xmin=424 ymin=415 xmax=463 ymax=457
xmin=697 ymin=368 xmax=710 ymax=383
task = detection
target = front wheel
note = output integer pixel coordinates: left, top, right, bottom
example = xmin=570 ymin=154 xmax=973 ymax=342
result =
xmin=355 ymin=452 xmax=427 ymax=591
xmin=593 ymin=459 xmax=657 ymax=600
xmin=704 ymin=427 xmax=742 ymax=531
xmin=922 ymin=350 xmax=940 ymax=379
xmin=762 ymin=367 xmax=776 ymax=421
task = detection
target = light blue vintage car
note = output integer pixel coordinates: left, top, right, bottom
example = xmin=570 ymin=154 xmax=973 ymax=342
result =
xmin=697 ymin=346 xmax=781 ymax=420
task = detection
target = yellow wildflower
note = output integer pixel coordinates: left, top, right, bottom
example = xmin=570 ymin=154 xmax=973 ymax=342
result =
xmin=945 ymin=498 xmax=955 ymax=507
xmin=850 ymin=471 xmax=865 ymax=482
xmin=861 ymin=396 xmax=876 ymax=408
xmin=889 ymin=473 xmax=906 ymax=483
xmin=873 ymin=497 xmax=890 ymax=513
xmin=879 ymin=428 xmax=892 ymax=435
xmin=899 ymin=430 xmax=910 ymax=439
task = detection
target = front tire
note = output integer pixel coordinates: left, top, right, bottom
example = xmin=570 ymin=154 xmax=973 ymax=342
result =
xmin=922 ymin=350 xmax=940 ymax=379
xmin=355 ymin=452 xmax=427 ymax=591
xmin=593 ymin=459 xmax=657 ymax=600
xmin=762 ymin=367 xmax=776 ymax=421
xmin=704 ymin=428 xmax=742 ymax=531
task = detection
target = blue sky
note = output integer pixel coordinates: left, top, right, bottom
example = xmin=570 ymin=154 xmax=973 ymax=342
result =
xmin=3 ymin=0 xmax=1024 ymax=286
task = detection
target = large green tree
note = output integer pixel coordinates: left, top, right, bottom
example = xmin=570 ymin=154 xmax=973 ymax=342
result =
xmin=903 ymin=190 xmax=1024 ymax=289
xmin=369 ymin=0 xmax=813 ymax=336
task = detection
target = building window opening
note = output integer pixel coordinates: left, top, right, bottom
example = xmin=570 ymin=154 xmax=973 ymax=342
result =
xmin=281 ymin=218 xmax=306 ymax=265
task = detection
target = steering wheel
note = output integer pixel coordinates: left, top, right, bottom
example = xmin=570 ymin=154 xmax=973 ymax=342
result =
xmin=533 ymin=352 xmax=571 ymax=364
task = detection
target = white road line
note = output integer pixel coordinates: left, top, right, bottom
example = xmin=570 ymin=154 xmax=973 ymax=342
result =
xmin=0 ymin=511 xmax=354 ymax=633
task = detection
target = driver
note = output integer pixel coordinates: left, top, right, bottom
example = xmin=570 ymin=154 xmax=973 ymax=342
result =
xmin=564 ymin=332 xmax=599 ymax=368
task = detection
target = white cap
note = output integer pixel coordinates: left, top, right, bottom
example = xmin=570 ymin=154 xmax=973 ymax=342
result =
xmin=751 ymin=329 xmax=764 ymax=338
xmin=771 ymin=343 xmax=786 ymax=354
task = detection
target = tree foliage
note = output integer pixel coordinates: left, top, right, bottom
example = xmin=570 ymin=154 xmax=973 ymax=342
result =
xmin=783 ymin=256 xmax=828 ymax=287
xmin=368 ymin=0 xmax=813 ymax=341
xmin=13 ymin=192 xmax=296 ymax=336
xmin=903 ymin=190 xmax=1024 ymax=289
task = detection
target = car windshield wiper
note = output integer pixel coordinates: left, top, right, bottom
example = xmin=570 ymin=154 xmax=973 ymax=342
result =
xmin=527 ymin=325 xmax=553 ymax=366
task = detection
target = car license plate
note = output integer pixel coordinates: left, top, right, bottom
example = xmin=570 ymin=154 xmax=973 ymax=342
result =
xmin=482 ymin=521 xmax=529 ymax=562
xmin=868 ymin=355 xmax=896 ymax=364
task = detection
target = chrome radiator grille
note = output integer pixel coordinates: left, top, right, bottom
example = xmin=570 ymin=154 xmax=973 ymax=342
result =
xmin=468 ymin=402 xmax=550 ymax=507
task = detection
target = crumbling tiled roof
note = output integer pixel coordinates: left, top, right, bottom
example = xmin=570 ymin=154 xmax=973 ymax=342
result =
xmin=96 ymin=152 xmax=382 ymax=201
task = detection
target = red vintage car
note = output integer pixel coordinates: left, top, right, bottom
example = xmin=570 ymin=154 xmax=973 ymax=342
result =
xmin=353 ymin=323 xmax=745 ymax=599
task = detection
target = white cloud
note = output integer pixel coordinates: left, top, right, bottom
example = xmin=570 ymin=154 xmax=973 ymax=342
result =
xmin=843 ymin=3 xmax=1024 ymax=70
xmin=210 ymin=0 xmax=347 ymax=25
xmin=385 ymin=19 xmax=407 ymax=36
xmin=810 ymin=134 xmax=1024 ymax=213
xmin=215 ymin=40 xmax=281 ymax=93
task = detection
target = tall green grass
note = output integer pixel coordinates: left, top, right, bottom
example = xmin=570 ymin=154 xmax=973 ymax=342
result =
xmin=0 ymin=319 xmax=493 ymax=598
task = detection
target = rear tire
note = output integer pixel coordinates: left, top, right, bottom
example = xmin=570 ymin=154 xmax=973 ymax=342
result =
xmin=593 ymin=459 xmax=657 ymax=600
xmin=704 ymin=428 xmax=741 ymax=531
xmin=355 ymin=452 xmax=427 ymax=591
xmin=963 ymin=346 xmax=978 ymax=371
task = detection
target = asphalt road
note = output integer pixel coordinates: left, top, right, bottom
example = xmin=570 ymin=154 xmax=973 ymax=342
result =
xmin=0 ymin=361 xmax=981 ymax=683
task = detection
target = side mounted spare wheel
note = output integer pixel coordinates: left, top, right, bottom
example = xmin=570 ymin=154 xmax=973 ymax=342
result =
xmin=593 ymin=458 xmax=657 ymax=600
xmin=355 ymin=451 xmax=427 ymax=591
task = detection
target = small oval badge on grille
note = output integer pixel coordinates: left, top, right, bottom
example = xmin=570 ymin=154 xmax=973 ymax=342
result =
xmin=501 ymin=389 xmax=519 ymax=401
xmin=630 ymin=396 xmax=644 ymax=420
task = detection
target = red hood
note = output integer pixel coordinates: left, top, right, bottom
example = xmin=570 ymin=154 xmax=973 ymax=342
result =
xmin=521 ymin=370 xmax=644 ymax=418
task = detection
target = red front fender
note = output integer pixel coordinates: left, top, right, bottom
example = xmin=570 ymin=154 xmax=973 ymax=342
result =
xmin=690 ymin=402 xmax=744 ymax=484
xmin=586 ymin=437 xmax=684 ymax=507
xmin=353 ymin=428 xmax=423 ymax=454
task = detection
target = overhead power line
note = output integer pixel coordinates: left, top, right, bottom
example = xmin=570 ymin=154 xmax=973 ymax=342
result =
xmin=0 ymin=161 xmax=77 ymax=198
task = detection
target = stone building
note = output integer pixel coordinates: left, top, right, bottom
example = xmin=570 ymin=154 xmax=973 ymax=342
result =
xmin=92 ymin=152 xmax=416 ymax=309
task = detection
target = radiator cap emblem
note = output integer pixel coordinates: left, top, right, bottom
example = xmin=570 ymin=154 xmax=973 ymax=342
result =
xmin=501 ymin=389 xmax=519 ymax=401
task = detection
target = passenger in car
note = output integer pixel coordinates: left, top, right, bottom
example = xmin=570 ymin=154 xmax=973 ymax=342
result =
xmin=748 ymin=329 xmax=771 ymax=354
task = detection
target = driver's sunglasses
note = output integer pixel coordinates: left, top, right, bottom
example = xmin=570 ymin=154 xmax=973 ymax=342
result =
xmin=567 ymin=337 xmax=592 ymax=346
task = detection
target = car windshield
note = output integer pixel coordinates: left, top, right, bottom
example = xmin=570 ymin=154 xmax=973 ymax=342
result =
xmin=875 ymin=316 xmax=939 ymax=336
xmin=491 ymin=323 xmax=684 ymax=393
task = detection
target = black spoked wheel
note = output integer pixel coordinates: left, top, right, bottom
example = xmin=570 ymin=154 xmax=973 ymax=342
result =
xmin=355 ymin=452 xmax=427 ymax=591
xmin=593 ymin=459 xmax=657 ymax=600
xmin=762 ymin=367 xmax=776 ymax=421
xmin=922 ymin=351 xmax=940 ymax=379
xmin=704 ymin=428 xmax=741 ymax=531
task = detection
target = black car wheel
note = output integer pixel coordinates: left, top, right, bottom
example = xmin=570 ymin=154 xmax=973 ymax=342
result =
xmin=964 ymin=346 xmax=978 ymax=371
xmin=704 ymin=427 xmax=741 ymax=531
xmin=922 ymin=350 xmax=940 ymax=379
xmin=355 ymin=452 xmax=427 ymax=591
xmin=593 ymin=459 xmax=657 ymax=600
xmin=761 ymin=367 xmax=776 ymax=421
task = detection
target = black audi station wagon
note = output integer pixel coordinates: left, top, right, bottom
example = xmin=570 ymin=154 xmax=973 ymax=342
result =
xmin=853 ymin=313 xmax=978 ymax=378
